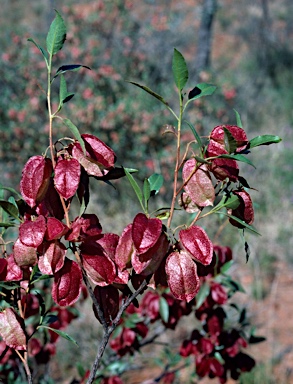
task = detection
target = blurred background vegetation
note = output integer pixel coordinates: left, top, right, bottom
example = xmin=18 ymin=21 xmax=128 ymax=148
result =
xmin=0 ymin=0 xmax=293 ymax=382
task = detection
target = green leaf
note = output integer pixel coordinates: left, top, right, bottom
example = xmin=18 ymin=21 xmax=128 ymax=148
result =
xmin=0 ymin=281 xmax=20 ymax=290
xmin=220 ymin=260 xmax=234 ymax=274
xmin=159 ymin=296 xmax=169 ymax=323
xmin=216 ymin=154 xmax=256 ymax=168
xmin=123 ymin=168 xmax=144 ymax=210
xmin=249 ymin=135 xmax=282 ymax=149
xmin=195 ymin=282 xmax=210 ymax=309
xmin=188 ymin=83 xmax=217 ymax=102
xmin=54 ymin=64 xmax=91 ymax=79
xmin=62 ymin=118 xmax=86 ymax=155
xmin=143 ymin=178 xmax=151 ymax=209
xmin=0 ymin=200 xmax=19 ymax=220
xmin=184 ymin=121 xmax=203 ymax=149
xmin=217 ymin=194 xmax=240 ymax=210
xmin=126 ymin=81 xmax=169 ymax=107
xmin=215 ymin=211 xmax=261 ymax=235
xmin=249 ymin=334 xmax=266 ymax=344
xmin=38 ymin=325 xmax=78 ymax=346
xmin=233 ymin=109 xmax=243 ymax=128
xmin=148 ymin=173 xmax=164 ymax=195
xmin=58 ymin=75 xmax=75 ymax=111
xmin=194 ymin=156 xmax=211 ymax=165
xmin=172 ymin=48 xmax=188 ymax=91
xmin=0 ymin=222 xmax=16 ymax=228
xmin=27 ymin=38 xmax=48 ymax=64
xmin=46 ymin=10 xmax=66 ymax=56
xmin=223 ymin=127 xmax=237 ymax=154
xmin=0 ymin=186 xmax=23 ymax=200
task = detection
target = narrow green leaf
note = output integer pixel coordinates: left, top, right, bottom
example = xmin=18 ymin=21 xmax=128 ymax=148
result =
xmin=172 ymin=48 xmax=188 ymax=91
xmin=0 ymin=187 xmax=23 ymax=200
xmin=217 ymin=194 xmax=240 ymax=210
xmin=123 ymin=168 xmax=144 ymax=209
xmin=194 ymin=156 xmax=211 ymax=165
xmin=0 ymin=222 xmax=15 ymax=228
xmin=38 ymin=325 xmax=78 ymax=346
xmin=216 ymin=154 xmax=256 ymax=168
xmin=220 ymin=260 xmax=234 ymax=274
xmin=184 ymin=121 xmax=203 ymax=149
xmin=195 ymin=282 xmax=210 ymax=309
xmin=62 ymin=118 xmax=86 ymax=155
xmin=0 ymin=200 xmax=19 ymax=220
xmin=249 ymin=334 xmax=266 ymax=344
xmin=143 ymin=178 xmax=151 ymax=209
xmin=0 ymin=281 xmax=21 ymax=290
xmin=27 ymin=38 xmax=48 ymax=64
xmin=54 ymin=64 xmax=91 ymax=79
xmin=223 ymin=127 xmax=237 ymax=154
xmin=215 ymin=211 xmax=261 ymax=235
xmin=46 ymin=10 xmax=66 ymax=56
xmin=249 ymin=135 xmax=282 ymax=149
xmin=148 ymin=173 xmax=164 ymax=195
xmin=126 ymin=81 xmax=169 ymax=106
xmin=188 ymin=83 xmax=217 ymax=102
xmin=233 ymin=109 xmax=243 ymax=128
xmin=42 ymin=314 xmax=59 ymax=325
xmin=155 ymin=211 xmax=170 ymax=220
xmin=159 ymin=296 xmax=169 ymax=323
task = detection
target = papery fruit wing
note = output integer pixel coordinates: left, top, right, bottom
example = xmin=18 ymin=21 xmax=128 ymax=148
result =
xmin=38 ymin=240 xmax=66 ymax=275
xmin=229 ymin=190 xmax=254 ymax=228
xmin=81 ymin=134 xmax=116 ymax=168
xmin=165 ymin=251 xmax=200 ymax=302
xmin=5 ymin=254 xmax=23 ymax=281
xmin=54 ymin=158 xmax=80 ymax=200
xmin=132 ymin=213 xmax=162 ymax=254
xmin=19 ymin=215 xmax=46 ymax=248
xmin=115 ymin=224 xmax=135 ymax=270
xmin=93 ymin=285 xmax=119 ymax=324
xmin=183 ymin=159 xmax=215 ymax=207
xmin=20 ymin=156 xmax=52 ymax=207
xmin=52 ymin=258 xmax=82 ymax=306
xmin=45 ymin=217 xmax=68 ymax=241
xmin=179 ymin=226 xmax=213 ymax=265
xmin=0 ymin=308 xmax=26 ymax=350
xmin=210 ymin=125 xmax=248 ymax=152
xmin=13 ymin=238 xmax=38 ymax=267
xmin=96 ymin=233 xmax=119 ymax=260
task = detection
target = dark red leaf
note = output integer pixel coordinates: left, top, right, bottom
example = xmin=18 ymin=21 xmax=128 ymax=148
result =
xmin=20 ymin=156 xmax=52 ymax=208
xmin=19 ymin=215 xmax=46 ymax=248
xmin=92 ymin=285 xmax=120 ymax=324
xmin=210 ymin=125 xmax=248 ymax=152
xmin=179 ymin=226 xmax=213 ymax=265
xmin=132 ymin=233 xmax=169 ymax=276
xmin=38 ymin=240 xmax=66 ymax=275
xmin=115 ymin=223 xmax=135 ymax=271
xmin=183 ymin=159 xmax=215 ymax=207
xmin=38 ymin=179 xmax=64 ymax=220
xmin=13 ymin=238 xmax=38 ymax=267
xmin=206 ymin=140 xmax=239 ymax=181
xmin=54 ymin=158 xmax=81 ymax=200
xmin=229 ymin=190 xmax=254 ymax=228
xmin=132 ymin=213 xmax=162 ymax=254
xmin=0 ymin=308 xmax=26 ymax=350
xmin=66 ymin=214 xmax=102 ymax=242
xmin=80 ymin=240 xmax=116 ymax=285
xmin=0 ymin=259 xmax=8 ymax=280
xmin=45 ymin=217 xmax=69 ymax=241
xmin=165 ymin=251 xmax=200 ymax=302
xmin=52 ymin=258 xmax=82 ymax=306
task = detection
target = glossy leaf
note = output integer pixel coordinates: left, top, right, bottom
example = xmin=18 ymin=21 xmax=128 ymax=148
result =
xmin=46 ymin=10 xmax=66 ymax=56
xmin=143 ymin=178 xmax=151 ymax=208
xmin=165 ymin=251 xmax=200 ymax=302
xmin=0 ymin=200 xmax=19 ymax=220
xmin=62 ymin=119 xmax=86 ymax=155
xmin=188 ymin=83 xmax=217 ymax=101
xmin=172 ymin=48 xmax=188 ymax=91
xmin=184 ymin=120 xmax=203 ymax=150
xmin=249 ymin=134 xmax=282 ymax=148
xmin=39 ymin=325 xmax=78 ymax=346
xmin=216 ymin=212 xmax=260 ymax=235
xmin=159 ymin=296 xmax=169 ymax=323
xmin=132 ymin=213 xmax=162 ymax=254
xmin=54 ymin=158 xmax=81 ymax=200
xmin=195 ymin=281 xmax=210 ymax=309
xmin=234 ymin=109 xmax=243 ymax=128
xmin=210 ymin=125 xmax=248 ymax=152
xmin=126 ymin=81 xmax=169 ymax=106
xmin=0 ymin=308 xmax=26 ymax=350
xmin=54 ymin=64 xmax=91 ymax=79
xmin=27 ymin=37 xmax=48 ymax=63
xmin=223 ymin=127 xmax=237 ymax=154
xmin=52 ymin=258 xmax=82 ymax=306
xmin=179 ymin=226 xmax=213 ymax=265
xmin=148 ymin=173 xmax=164 ymax=195
xmin=183 ymin=159 xmax=215 ymax=207
xmin=217 ymin=154 xmax=255 ymax=168
xmin=124 ymin=168 xmax=143 ymax=208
